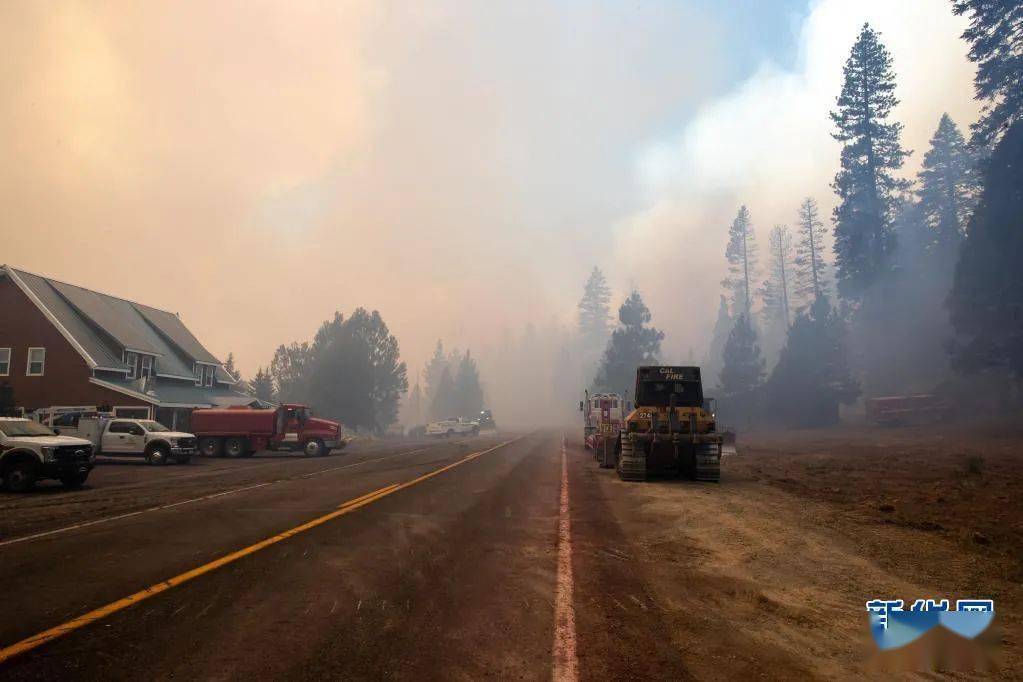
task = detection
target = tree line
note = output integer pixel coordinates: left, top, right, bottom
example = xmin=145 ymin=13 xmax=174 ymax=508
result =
xmin=708 ymin=2 xmax=1023 ymax=426
xmin=246 ymin=309 xmax=409 ymax=433
xmin=407 ymin=341 xmax=485 ymax=424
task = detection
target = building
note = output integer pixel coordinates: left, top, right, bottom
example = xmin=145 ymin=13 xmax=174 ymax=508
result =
xmin=0 ymin=265 xmax=259 ymax=430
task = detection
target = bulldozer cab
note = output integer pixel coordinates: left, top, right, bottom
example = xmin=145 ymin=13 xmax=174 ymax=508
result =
xmin=634 ymin=366 xmax=703 ymax=408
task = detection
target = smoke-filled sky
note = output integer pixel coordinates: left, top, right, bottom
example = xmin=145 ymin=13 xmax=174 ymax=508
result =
xmin=1 ymin=0 xmax=979 ymax=385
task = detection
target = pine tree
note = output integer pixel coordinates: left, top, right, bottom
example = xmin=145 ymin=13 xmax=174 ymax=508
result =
xmin=702 ymin=295 xmax=734 ymax=389
xmin=760 ymin=225 xmax=794 ymax=330
xmin=430 ymin=366 xmax=456 ymax=419
xmin=952 ymin=0 xmax=1023 ymax=145
xmin=948 ymin=120 xmax=1023 ymax=384
xmin=250 ymin=367 xmax=275 ymax=403
xmin=408 ymin=382 xmax=423 ymax=425
xmin=223 ymin=352 xmax=240 ymax=381
xmin=593 ymin=291 xmax=664 ymax=395
xmin=830 ymin=23 xmax=911 ymax=300
xmin=578 ymin=267 xmax=612 ymax=348
xmin=766 ymin=295 xmax=859 ymax=427
xmin=422 ymin=341 xmax=448 ymax=407
xmin=917 ymin=113 xmax=981 ymax=257
xmin=722 ymin=205 xmax=759 ymax=316
xmin=719 ymin=314 xmax=765 ymax=395
xmin=452 ymin=350 xmax=485 ymax=417
xmin=793 ymin=197 xmax=829 ymax=307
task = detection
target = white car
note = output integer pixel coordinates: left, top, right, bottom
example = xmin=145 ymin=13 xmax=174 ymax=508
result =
xmin=0 ymin=417 xmax=95 ymax=492
xmin=426 ymin=417 xmax=480 ymax=438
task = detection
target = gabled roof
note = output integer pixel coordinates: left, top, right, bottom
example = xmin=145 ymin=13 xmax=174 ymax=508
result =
xmin=2 ymin=265 xmax=228 ymax=381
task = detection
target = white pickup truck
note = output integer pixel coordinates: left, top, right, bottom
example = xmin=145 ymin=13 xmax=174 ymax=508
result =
xmin=70 ymin=417 xmax=197 ymax=465
xmin=426 ymin=417 xmax=480 ymax=438
xmin=0 ymin=417 xmax=95 ymax=492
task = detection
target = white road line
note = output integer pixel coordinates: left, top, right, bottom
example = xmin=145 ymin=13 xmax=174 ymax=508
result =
xmin=0 ymin=445 xmax=436 ymax=549
xmin=552 ymin=435 xmax=579 ymax=682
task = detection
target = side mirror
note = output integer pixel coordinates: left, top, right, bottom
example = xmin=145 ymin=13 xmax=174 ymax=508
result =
xmin=53 ymin=428 xmax=61 ymax=435
xmin=579 ymin=401 xmax=584 ymax=412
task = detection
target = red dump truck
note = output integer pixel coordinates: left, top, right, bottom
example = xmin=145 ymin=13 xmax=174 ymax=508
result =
xmin=190 ymin=404 xmax=344 ymax=458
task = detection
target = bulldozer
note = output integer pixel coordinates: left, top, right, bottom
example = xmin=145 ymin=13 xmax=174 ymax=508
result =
xmin=615 ymin=366 xmax=721 ymax=482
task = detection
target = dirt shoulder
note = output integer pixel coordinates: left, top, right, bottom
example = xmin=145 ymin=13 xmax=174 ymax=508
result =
xmin=567 ymin=420 xmax=1021 ymax=679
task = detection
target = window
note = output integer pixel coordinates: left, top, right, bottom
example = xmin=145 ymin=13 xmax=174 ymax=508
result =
xmin=26 ymin=348 xmax=45 ymax=376
xmin=0 ymin=348 xmax=9 ymax=376
xmin=141 ymin=354 xmax=153 ymax=378
xmin=194 ymin=362 xmax=214 ymax=387
xmin=124 ymin=351 xmax=138 ymax=379
xmin=107 ymin=421 xmax=134 ymax=434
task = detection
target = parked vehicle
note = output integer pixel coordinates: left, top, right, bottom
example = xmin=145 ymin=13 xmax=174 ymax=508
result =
xmin=190 ymin=403 xmax=344 ymax=458
xmin=71 ymin=417 xmax=196 ymax=465
xmin=0 ymin=417 xmax=95 ymax=492
xmin=426 ymin=417 xmax=480 ymax=438
xmin=477 ymin=409 xmax=496 ymax=431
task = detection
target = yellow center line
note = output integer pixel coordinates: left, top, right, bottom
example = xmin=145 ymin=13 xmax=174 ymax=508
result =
xmin=0 ymin=437 xmax=522 ymax=665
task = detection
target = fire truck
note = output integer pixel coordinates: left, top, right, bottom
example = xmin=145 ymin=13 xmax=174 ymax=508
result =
xmin=580 ymin=391 xmax=627 ymax=468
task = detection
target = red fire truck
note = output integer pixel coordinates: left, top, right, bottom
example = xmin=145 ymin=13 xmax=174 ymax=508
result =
xmin=190 ymin=404 xmax=344 ymax=458
xmin=580 ymin=391 xmax=627 ymax=469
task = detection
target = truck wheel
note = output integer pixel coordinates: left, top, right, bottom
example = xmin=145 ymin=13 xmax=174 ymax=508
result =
xmin=472 ymin=426 xmax=480 ymax=436
xmin=146 ymin=444 xmax=170 ymax=466
xmin=199 ymin=438 xmax=222 ymax=458
xmin=303 ymin=439 xmax=326 ymax=457
xmin=224 ymin=438 xmax=247 ymax=458
xmin=60 ymin=472 xmax=89 ymax=489
xmin=446 ymin=429 xmax=454 ymax=438
xmin=3 ymin=461 xmax=38 ymax=493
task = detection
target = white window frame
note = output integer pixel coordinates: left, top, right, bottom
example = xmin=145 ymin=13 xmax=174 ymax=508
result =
xmin=0 ymin=348 xmax=10 ymax=376
xmin=26 ymin=347 xmax=45 ymax=376
xmin=124 ymin=350 xmax=138 ymax=380
xmin=141 ymin=354 xmax=153 ymax=378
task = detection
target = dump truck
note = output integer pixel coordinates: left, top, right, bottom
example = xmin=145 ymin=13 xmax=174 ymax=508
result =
xmin=190 ymin=403 xmax=344 ymax=457
xmin=616 ymin=366 xmax=721 ymax=482
xmin=580 ymin=391 xmax=626 ymax=469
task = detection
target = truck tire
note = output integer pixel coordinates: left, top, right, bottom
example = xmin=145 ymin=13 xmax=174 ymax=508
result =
xmin=3 ymin=461 xmax=38 ymax=493
xmin=471 ymin=426 xmax=480 ymax=436
xmin=446 ymin=429 xmax=454 ymax=438
xmin=224 ymin=437 xmax=247 ymax=458
xmin=146 ymin=444 xmax=170 ymax=466
xmin=60 ymin=471 xmax=90 ymax=489
xmin=303 ymin=439 xmax=326 ymax=457
xmin=199 ymin=438 xmax=222 ymax=458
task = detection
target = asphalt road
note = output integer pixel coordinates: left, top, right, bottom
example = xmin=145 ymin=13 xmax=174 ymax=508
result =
xmin=2 ymin=430 xmax=693 ymax=680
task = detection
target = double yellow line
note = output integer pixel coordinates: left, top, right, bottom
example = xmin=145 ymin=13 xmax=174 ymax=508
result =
xmin=0 ymin=438 xmax=520 ymax=665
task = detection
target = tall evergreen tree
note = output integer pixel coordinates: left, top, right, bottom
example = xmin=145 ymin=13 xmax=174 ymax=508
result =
xmin=422 ymin=341 xmax=448 ymax=407
xmin=760 ymin=225 xmax=794 ymax=330
xmin=429 ymin=366 xmax=457 ymax=419
xmin=250 ymin=367 xmax=275 ymax=403
xmin=830 ymin=23 xmax=911 ymax=300
xmin=269 ymin=341 xmax=312 ymax=402
xmin=793 ymin=197 xmax=829 ymax=307
xmin=917 ymin=113 xmax=981 ymax=257
xmin=702 ymin=295 xmax=734 ymax=390
xmin=593 ymin=291 xmax=664 ymax=395
xmin=719 ymin=314 xmax=765 ymax=395
xmin=948 ymin=120 xmax=1023 ymax=385
xmin=578 ymin=267 xmax=613 ymax=348
xmin=223 ymin=352 xmax=240 ymax=381
xmin=452 ymin=350 xmax=485 ymax=417
xmin=952 ymin=0 xmax=1023 ymax=145
xmin=408 ymin=382 xmax=423 ymax=425
xmin=722 ymin=205 xmax=759 ymax=316
xmin=766 ymin=295 xmax=859 ymax=427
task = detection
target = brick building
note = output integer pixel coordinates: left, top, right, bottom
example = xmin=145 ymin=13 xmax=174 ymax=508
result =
xmin=0 ymin=265 xmax=258 ymax=430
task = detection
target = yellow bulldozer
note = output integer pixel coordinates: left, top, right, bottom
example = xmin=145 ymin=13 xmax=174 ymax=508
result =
xmin=615 ymin=366 xmax=722 ymax=482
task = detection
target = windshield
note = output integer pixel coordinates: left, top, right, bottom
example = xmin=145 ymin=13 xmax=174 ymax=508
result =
xmin=0 ymin=420 xmax=57 ymax=437
xmin=635 ymin=380 xmax=703 ymax=408
xmin=138 ymin=420 xmax=170 ymax=432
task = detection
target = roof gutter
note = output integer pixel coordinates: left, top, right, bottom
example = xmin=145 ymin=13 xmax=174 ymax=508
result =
xmin=88 ymin=377 xmax=159 ymax=405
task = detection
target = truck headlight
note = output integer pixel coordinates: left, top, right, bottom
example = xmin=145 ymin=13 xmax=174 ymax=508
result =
xmin=41 ymin=446 xmax=56 ymax=461
xmin=168 ymin=438 xmax=178 ymax=447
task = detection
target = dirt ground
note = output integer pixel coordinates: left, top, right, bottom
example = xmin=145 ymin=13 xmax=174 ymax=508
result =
xmin=571 ymin=418 xmax=1022 ymax=679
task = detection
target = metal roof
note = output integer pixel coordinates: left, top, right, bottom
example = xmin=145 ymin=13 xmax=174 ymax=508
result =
xmin=6 ymin=267 xmax=224 ymax=379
